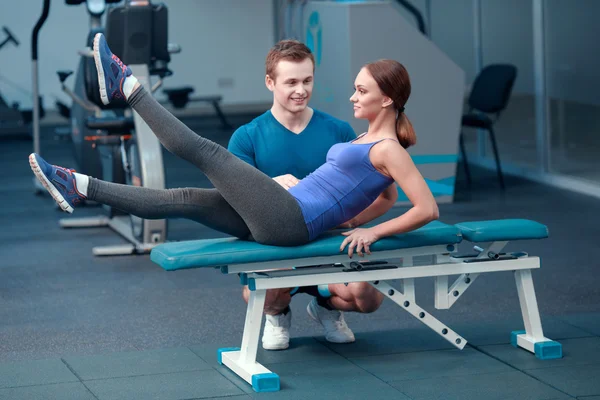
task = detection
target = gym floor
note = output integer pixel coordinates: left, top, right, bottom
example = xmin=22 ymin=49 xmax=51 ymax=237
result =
xmin=1 ymin=114 xmax=599 ymax=400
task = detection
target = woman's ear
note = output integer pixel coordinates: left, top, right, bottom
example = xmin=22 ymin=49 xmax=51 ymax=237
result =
xmin=381 ymin=96 xmax=394 ymax=108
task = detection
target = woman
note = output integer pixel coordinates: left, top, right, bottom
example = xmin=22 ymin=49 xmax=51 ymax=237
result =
xmin=30 ymin=33 xmax=438 ymax=257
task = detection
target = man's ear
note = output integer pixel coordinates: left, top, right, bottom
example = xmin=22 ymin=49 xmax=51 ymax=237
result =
xmin=265 ymin=74 xmax=275 ymax=92
xmin=381 ymin=96 xmax=394 ymax=108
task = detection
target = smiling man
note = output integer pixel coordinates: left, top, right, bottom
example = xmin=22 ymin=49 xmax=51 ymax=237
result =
xmin=228 ymin=40 xmax=389 ymax=351
xmin=229 ymin=40 xmax=355 ymax=188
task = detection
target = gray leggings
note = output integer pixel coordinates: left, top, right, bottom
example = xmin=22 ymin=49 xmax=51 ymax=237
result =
xmin=88 ymin=87 xmax=309 ymax=246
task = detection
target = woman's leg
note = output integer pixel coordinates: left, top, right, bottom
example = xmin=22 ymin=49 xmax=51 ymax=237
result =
xmin=29 ymin=150 xmax=252 ymax=238
xmin=88 ymin=182 xmax=252 ymax=239
xmin=126 ymin=87 xmax=308 ymax=245
xmin=30 ymin=125 xmax=306 ymax=245
xmin=85 ymin=33 xmax=310 ymax=246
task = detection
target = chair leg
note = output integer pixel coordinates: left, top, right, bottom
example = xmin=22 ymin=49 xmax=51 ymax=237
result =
xmin=487 ymin=127 xmax=505 ymax=190
xmin=459 ymin=132 xmax=472 ymax=186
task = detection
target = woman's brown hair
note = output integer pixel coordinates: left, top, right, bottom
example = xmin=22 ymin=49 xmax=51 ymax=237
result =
xmin=365 ymin=59 xmax=417 ymax=148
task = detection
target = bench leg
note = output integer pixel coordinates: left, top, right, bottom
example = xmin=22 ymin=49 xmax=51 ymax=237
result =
xmin=218 ymin=289 xmax=281 ymax=392
xmin=512 ymin=269 xmax=562 ymax=359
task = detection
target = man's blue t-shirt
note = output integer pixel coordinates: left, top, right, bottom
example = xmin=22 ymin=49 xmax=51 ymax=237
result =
xmin=228 ymin=109 xmax=356 ymax=179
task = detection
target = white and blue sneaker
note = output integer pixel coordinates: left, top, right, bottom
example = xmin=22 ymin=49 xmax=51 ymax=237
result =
xmin=93 ymin=32 xmax=132 ymax=105
xmin=29 ymin=153 xmax=86 ymax=213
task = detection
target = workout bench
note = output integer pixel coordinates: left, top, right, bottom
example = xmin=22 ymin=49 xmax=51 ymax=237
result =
xmin=150 ymin=219 xmax=562 ymax=392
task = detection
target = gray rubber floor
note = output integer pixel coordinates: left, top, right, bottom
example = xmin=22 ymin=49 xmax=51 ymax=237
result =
xmin=0 ymin=116 xmax=599 ymax=399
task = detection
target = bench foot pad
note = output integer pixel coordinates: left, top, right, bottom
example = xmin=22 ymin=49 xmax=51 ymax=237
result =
xmin=511 ymin=330 xmax=563 ymax=360
xmin=534 ymin=340 xmax=563 ymax=360
xmin=217 ymin=348 xmax=280 ymax=392
xmin=217 ymin=347 xmax=240 ymax=364
xmin=252 ymin=373 xmax=280 ymax=392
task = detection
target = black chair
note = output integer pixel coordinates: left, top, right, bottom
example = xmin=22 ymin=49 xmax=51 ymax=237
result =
xmin=459 ymin=64 xmax=517 ymax=190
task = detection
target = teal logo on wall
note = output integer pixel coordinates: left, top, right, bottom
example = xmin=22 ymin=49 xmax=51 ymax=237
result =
xmin=306 ymin=11 xmax=322 ymax=66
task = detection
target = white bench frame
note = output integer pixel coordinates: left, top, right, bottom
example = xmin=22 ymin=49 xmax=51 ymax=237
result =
xmin=218 ymin=240 xmax=556 ymax=390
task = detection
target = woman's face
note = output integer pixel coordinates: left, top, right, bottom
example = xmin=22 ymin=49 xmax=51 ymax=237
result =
xmin=349 ymin=67 xmax=388 ymax=120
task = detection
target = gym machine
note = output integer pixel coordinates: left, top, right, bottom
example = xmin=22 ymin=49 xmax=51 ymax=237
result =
xmin=58 ymin=0 xmax=177 ymax=256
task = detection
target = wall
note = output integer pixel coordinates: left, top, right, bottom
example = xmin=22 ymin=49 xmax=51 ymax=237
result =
xmin=428 ymin=0 xmax=599 ymax=102
xmin=545 ymin=0 xmax=600 ymax=105
xmin=2 ymin=0 xmax=599 ymax=112
xmin=0 ymin=0 xmax=275 ymax=111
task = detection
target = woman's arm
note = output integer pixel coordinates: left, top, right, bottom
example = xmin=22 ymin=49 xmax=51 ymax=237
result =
xmin=370 ymin=142 xmax=439 ymax=237
xmin=339 ymin=183 xmax=398 ymax=228
xmin=340 ymin=141 xmax=439 ymax=256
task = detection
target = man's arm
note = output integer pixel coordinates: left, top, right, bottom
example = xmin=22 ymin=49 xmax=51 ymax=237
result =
xmin=339 ymin=183 xmax=398 ymax=228
xmin=228 ymin=126 xmax=257 ymax=167
xmin=228 ymin=125 xmax=299 ymax=189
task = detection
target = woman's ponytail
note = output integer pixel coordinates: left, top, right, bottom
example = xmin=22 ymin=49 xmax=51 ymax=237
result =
xmin=395 ymin=107 xmax=416 ymax=149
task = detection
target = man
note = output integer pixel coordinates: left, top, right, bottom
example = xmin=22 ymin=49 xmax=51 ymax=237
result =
xmin=228 ymin=40 xmax=397 ymax=350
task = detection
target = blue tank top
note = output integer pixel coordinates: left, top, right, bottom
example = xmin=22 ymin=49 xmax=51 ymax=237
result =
xmin=288 ymin=138 xmax=395 ymax=240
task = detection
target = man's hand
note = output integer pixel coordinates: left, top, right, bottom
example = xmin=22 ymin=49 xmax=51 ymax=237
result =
xmin=273 ymin=174 xmax=300 ymax=190
xmin=340 ymin=228 xmax=380 ymax=258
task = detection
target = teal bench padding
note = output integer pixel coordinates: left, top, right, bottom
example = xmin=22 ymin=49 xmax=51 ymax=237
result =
xmin=455 ymin=219 xmax=548 ymax=242
xmin=151 ymin=220 xmax=461 ymax=271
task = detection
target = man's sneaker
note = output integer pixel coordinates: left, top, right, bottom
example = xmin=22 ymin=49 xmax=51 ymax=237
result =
xmin=29 ymin=153 xmax=86 ymax=213
xmin=93 ymin=32 xmax=132 ymax=105
xmin=307 ymin=298 xmax=355 ymax=343
xmin=262 ymin=310 xmax=292 ymax=351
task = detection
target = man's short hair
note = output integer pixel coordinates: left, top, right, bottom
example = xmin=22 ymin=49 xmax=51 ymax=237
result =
xmin=266 ymin=39 xmax=315 ymax=81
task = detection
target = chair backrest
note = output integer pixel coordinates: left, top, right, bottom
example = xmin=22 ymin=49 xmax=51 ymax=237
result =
xmin=468 ymin=64 xmax=517 ymax=114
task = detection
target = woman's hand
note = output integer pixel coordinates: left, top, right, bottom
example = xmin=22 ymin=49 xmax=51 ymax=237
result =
xmin=340 ymin=228 xmax=380 ymax=258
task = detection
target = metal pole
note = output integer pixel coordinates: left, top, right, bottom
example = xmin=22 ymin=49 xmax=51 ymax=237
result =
xmin=31 ymin=0 xmax=51 ymax=156
xmin=533 ymin=0 xmax=550 ymax=172
xmin=473 ymin=0 xmax=486 ymax=157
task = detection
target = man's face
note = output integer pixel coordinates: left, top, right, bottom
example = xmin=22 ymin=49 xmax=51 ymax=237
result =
xmin=266 ymin=58 xmax=314 ymax=114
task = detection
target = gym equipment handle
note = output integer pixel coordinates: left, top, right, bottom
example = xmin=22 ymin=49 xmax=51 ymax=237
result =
xmin=32 ymin=0 xmax=50 ymax=61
